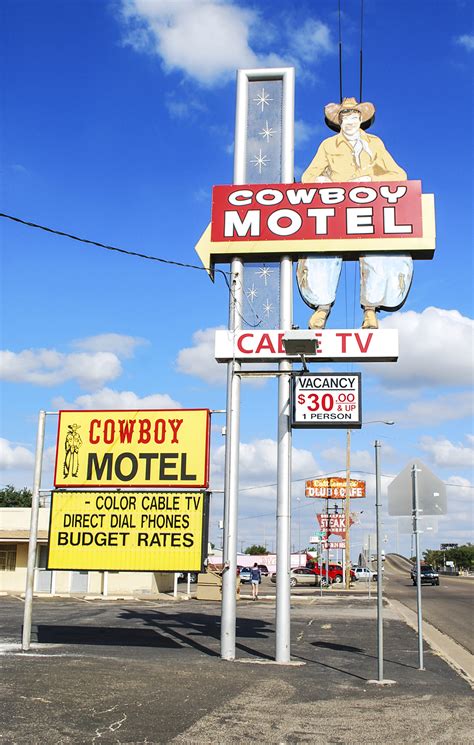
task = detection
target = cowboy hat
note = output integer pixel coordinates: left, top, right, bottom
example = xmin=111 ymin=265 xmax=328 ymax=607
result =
xmin=324 ymin=97 xmax=375 ymax=132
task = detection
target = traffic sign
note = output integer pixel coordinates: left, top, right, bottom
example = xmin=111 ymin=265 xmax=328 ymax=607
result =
xmin=387 ymin=460 xmax=446 ymax=516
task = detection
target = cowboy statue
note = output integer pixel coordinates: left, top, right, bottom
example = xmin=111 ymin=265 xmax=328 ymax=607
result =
xmin=296 ymin=97 xmax=413 ymax=330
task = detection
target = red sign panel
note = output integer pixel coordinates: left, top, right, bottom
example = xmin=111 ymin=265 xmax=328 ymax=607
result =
xmin=306 ymin=477 xmax=366 ymax=499
xmin=211 ymin=181 xmax=422 ymax=242
xmin=317 ymin=513 xmax=354 ymax=538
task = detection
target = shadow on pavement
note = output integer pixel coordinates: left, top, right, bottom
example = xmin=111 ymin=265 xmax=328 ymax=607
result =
xmin=311 ymin=640 xmax=420 ymax=670
xmin=119 ymin=608 xmax=275 ymax=660
xmin=33 ymin=625 xmax=182 ymax=647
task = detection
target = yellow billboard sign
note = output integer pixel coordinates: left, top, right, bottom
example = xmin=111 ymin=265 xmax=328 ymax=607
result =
xmin=54 ymin=409 xmax=210 ymax=488
xmin=47 ymin=490 xmax=209 ymax=571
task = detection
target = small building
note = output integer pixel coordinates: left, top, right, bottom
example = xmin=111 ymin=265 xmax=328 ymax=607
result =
xmin=0 ymin=508 xmax=173 ymax=597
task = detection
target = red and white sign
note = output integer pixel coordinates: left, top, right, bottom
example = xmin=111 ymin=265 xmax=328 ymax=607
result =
xmin=292 ymin=373 xmax=361 ymax=429
xmin=215 ymin=329 xmax=398 ymax=362
xmin=323 ymin=541 xmax=346 ymax=551
xmin=317 ymin=513 xmax=354 ymax=538
xmin=211 ymin=181 xmax=422 ymax=243
xmin=306 ymin=477 xmax=366 ymax=499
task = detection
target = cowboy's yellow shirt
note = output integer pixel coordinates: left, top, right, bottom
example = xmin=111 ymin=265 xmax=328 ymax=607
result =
xmin=302 ymin=131 xmax=407 ymax=183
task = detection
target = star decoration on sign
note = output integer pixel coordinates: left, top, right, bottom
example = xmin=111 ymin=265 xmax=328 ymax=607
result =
xmin=250 ymin=149 xmax=270 ymax=174
xmin=253 ymin=88 xmax=273 ymax=112
xmin=263 ymin=300 xmax=274 ymax=317
xmin=256 ymin=266 xmax=274 ymax=286
xmin=246 ymin=284 xmax=258 ymax=302
xmin=259 ymin=120 xmax=276 ymax=142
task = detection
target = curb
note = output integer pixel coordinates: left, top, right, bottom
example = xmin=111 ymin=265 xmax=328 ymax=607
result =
xmin=388 ymin=597 xmax=474 ymax=688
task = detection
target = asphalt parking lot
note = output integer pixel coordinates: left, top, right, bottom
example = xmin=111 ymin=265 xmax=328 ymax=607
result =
xmin=1 ymin=594 xmax=472 ymax=744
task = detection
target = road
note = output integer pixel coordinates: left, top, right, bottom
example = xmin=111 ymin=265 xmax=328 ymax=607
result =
xmin=384 ymin=553 xmax=474 ymax=654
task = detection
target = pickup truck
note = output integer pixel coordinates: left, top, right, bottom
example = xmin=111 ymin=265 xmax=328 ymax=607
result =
xmin=354 ymin=566 xmax=377 ymax=582
xmin=410 ymin=564 xmax=440 ymax=586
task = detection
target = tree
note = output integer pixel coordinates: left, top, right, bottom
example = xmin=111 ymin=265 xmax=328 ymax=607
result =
xmin=0 ymin=485 xmax=32 ymax=507
xmin=244 ymin=545 xmax=269 ymax=555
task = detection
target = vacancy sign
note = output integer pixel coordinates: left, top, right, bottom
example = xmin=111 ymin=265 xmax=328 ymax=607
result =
xmin=215 ymin=329 xmax=398 ymax=362
xmin=292 ymin=373 xmax=361 ymax=428
xmin=47 ymin=490 xmax=209 ymax=572
xmin=54 ymin=409 xmax=211 ymax=489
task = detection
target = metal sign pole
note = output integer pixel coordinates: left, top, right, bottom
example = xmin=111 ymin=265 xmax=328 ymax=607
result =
xmin=368 ymin=534 xmax=371 ymax=600
xmin=374 ymin=440 xmax=384 ymax=681
xmin=22 ymin=409 xmax=46 ymax=651
xmin=412 ymin=464 xmax=424 ymax=670
xmin=221 ymin=259 xmax=242 ymax=661
xmin=345 ymin=429 xmax=351 ymax=589
xmin=275 ymin=254 xmax=292 ymax=663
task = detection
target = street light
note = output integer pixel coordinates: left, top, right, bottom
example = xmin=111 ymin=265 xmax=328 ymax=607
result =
xmin=282 ymin=331 xmax=318 ymax=372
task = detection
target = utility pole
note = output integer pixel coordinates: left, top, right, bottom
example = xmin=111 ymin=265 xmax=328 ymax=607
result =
xmin=345 ymin=429 xmax=351 ymax=589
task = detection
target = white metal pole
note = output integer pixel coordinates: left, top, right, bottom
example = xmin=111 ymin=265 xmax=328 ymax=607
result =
xmin=412 ymin=464 xmax=424 ymax=670
xmin=275 ymin=254 xmax=293 ymax=663
xmin=375 ymin=440 xmax=384 ymax=681
xmin=22 ymin=409 xmax=46 ymax=651
xmin=173 ymin=573 xmax=179 ymax=598
xmin=221 ymin=259 xmax=242 ymax=660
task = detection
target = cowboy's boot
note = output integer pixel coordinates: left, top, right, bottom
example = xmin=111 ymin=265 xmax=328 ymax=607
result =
xmin=361 ymin=308 xmax=378 ymax=329
xmin=308 ymin=306 xmax=330 ymax=329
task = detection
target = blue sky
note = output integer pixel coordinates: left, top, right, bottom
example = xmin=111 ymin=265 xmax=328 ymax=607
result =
xmin=1 ymin=0 xmax=473 ymax=559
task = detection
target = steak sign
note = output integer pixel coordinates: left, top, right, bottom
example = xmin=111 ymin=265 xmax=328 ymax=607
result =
xmin=317 ymin=513 xmax=354 ymax=538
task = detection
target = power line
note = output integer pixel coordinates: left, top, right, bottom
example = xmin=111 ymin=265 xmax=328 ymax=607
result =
xmin=0 ymin=211 xmax=266 ymax=328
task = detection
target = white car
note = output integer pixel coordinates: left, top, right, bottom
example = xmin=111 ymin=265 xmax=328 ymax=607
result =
xmin=354 ymin=566 xmax=377 ymax=582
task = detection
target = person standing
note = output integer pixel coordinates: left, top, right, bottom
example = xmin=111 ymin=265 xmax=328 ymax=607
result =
xmin=297 ymin=97 xmax=412 ymax=330
xmin=250 ymin=563 xmax=261 ymax=601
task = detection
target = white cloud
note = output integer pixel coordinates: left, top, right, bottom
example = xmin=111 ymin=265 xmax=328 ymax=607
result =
xmin=210 ymin=437 xmax=319 ymax=492
xmin=176 ymin=327 xmax=272 ymax=386
xmin=382 ymin=391 xmax=474 ymax=427
xmin=176 ymin=327 xmax=226 ymax=385
xmin=320 ymin=445 xmax=375 ymax=472
xmin=294 ymin=119 xmax=322 ymax=148
xmin=53 ymin=387 xmax=181 ymax=410
xmin=0 ymin=438 xmax=35 ymax=470
xmin=445 ymin=475 xmax=474 ymax=504
xmin=0 ymin=334 xmax=146 ymax=390
xmin=368 ymin=307 xmax=474 ymax=389
xmin=120 ymin=1 xmax=332 ymax=87
xmin=0 ymin=349 xmax=123 ymax=389
xmin=121 ymin=0 xmax=261 ymax=85
xmin=456 ymin=34 xmax=474 ymax=51
xmin=420 ymin=435 xmax=474 ymax=469
xmin=289 ymin=19 xmax=334 ymax=61
xmin=71 ymin=333 xmax=146 ymax=358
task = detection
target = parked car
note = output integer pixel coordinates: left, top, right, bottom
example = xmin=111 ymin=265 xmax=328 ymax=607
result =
xmin=239 ymin=567 xmax=252 ymax=583
xmin=354 ymin=567 xmax=377 ymax=582
xmin=271 ymin=567 xmax=330 ymax=588
xmin=411 ymin=564 xmax=439 ymax=586
xmin=308 ymin=562 xmax=357 ymax=583
xmin=177 ymin=572 xmax=198 ymax=583
xmin=258 ymin=564 xmax=269 ymax=577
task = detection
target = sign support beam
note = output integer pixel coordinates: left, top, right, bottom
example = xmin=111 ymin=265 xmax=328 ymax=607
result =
xmin=22 ymin=409 xmax=46 ymax=651
xmin=221 ymin=259 xmax=242 ymax=660
xmin=276 ymin=254 xmax=293 ymax=663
